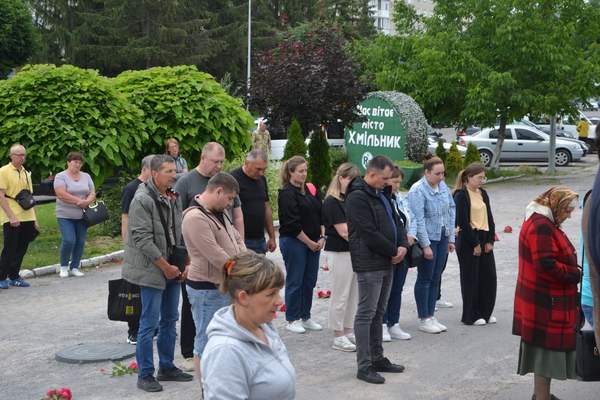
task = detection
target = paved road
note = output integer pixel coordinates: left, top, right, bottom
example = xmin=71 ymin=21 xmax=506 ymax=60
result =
xmin=2 ymin=163 xmax=600 ymax=400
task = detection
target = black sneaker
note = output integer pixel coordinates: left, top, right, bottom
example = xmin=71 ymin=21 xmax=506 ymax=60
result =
xmin=137 ymin=376 xmax=163 ymax=392
xmin=372 ymin=357 xmax=405 ymax=373
xmin=357 ymin=367 xmax=385 ymax=384
xmin=157 ymin=367 xmax=194 ymax=382
xmin=127 ymin=334 xmax=137 ymax=345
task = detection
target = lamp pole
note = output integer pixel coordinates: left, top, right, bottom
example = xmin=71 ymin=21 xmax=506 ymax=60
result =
xmin=246 ymin=0 xmax=252 ymax=110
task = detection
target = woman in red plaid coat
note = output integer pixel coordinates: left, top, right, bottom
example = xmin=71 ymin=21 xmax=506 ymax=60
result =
xmin=513 ymin=186 xmax=581 ymax=400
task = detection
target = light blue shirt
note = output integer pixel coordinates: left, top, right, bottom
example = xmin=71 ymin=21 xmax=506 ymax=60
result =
xmin=408 ymin=177 xmax=456 ymax=247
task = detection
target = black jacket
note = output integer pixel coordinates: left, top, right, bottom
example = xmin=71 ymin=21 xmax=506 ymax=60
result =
xmin=278 ymin=183 xmax=322 ymax=241
xmin=346 ymin=177 xmax=408 ymax=273
xmin=453 ymin=188 xmax=495 ymax=249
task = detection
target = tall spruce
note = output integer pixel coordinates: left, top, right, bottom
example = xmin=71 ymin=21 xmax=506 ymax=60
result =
xmin=283 ymin=118 xmax=307 ymax=160
xmin=308 ymin=127 xmax=332 ymax=190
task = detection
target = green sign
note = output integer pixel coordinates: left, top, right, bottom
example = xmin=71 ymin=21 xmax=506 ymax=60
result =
xmin=344 ymin=96 xmax=406 ymax=172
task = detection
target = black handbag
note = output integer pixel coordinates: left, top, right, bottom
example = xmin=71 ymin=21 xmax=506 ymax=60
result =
xmin=6 ymin=173 xmax=36 ymax=210
xmin=82 ymin=201 xmax=109 ymax=227
xmin=107 ymin=278 xmax=141 ymax=322
xmin=408 ymin=243 xmax=424 ymax=268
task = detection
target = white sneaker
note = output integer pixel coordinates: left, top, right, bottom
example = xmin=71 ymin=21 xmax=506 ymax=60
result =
xmin=59 ymin=267 xmax=69 ymax=278
xmin=488 ymin=316 xmax=497 ymax=324
xmin=180 ymin=357 xmax=195 ymax=372
xmin=382 ymin=324 xmax=392 ymax=342
xmin=302 ymin=319 xmax=323 ymax=331
xmin=419 ymin=318 xmax=441 ymax=334
xmin=332 ymin=336 xmax=356 ymax=352
xmin=473 ymin=318 xmax=486 ymax=326
xmin=69 ymin=268 xmax=84 ymax=277
xmin=286 ymin=320 xmax=306 ymax=334
xmin=432 ymin=317 xmax=447 ymax=332
xmin=389 ymin=324 xmax=412 ymax=340
xmin=346 ymin=333 xmax=356 ymax=344
xmin=436 ymin=300 xmax=453 ymax=308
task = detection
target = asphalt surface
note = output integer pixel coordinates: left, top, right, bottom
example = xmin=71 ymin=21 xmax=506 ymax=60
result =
xmin=2 ymin=157 xmax=599 ymax=400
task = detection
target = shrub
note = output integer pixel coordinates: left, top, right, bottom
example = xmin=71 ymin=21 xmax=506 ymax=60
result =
xmin=114 ymin=66 xmax=253 ymax=163
xmin=446 ymin=141 xmax=463 ymax=177
xmin=435 ymin=139 xmax=447 ymax=164
xmin=283 ymin=118 xmax=307 ymax=160
xmin=0 ymin=64 xmax=146 ymax=184
xmin=96 ymin=174 xmax=136 ymax=237
xmin=329 ymin=147 xmax=348 ymax=172
xmin=463 ymin=142 xmax=481 ymax=168
xmin=308 ymin=129 xmax=332 ymax=191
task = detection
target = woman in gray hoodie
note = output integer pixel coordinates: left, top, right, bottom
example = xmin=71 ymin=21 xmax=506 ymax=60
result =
xmin=201 ymin=251 xmax=296 ymax=400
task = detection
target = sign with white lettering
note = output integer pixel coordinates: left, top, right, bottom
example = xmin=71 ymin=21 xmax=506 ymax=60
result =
xmin=345 ymin=95 xmax=405 ymax=173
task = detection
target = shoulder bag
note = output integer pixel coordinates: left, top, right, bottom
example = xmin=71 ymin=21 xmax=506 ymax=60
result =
xmin=82 ymin=201 xmax=109 ymax=227
xmin=6 ymin=171 xmax=36 ymax=210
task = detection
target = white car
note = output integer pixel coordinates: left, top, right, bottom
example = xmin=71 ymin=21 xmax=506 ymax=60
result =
xmin=531 ymin=111 xmax=597 ymax=140
xmin=427 ymin=137 xmax=467 ymax=155
xmin=460 ymin=124 xmax=584 ymax=167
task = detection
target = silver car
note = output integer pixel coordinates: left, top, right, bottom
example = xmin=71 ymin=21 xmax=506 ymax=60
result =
xmin=459 ymin=124 xmax=584 ymax=167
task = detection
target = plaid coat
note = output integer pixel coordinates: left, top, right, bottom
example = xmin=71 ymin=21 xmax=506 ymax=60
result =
xmin=512 ymin=212 xmax=581 ymax=351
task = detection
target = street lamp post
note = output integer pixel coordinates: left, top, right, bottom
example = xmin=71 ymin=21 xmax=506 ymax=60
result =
xmin=246 ymin=0 xmax=251 ymax=109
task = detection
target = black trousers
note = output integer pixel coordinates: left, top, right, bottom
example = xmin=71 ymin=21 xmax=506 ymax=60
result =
xmin=0 ymin=221 xmax=36 ymax=280
xmin=457 ymin=230 xmax=497 ymax=325
xmin=180 ymin=282 xmax=196 ymax=359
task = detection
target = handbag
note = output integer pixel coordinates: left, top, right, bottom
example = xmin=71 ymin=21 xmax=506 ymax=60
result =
xmin=82 ymin=201 xmax=109 ymax=227
xmin=575 ymin=235 xmax=600 ymax=381
xmin=6 ymin=172 xmax=36 ymax=210
xmin=407 ymin=243 xmax=423 ymax=268
xmin=107 ymin=278 xmax=141 ymax=322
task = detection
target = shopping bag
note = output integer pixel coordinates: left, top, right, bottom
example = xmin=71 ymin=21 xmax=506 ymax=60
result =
xmin=107 ymin=278 xmax=141 ymax=322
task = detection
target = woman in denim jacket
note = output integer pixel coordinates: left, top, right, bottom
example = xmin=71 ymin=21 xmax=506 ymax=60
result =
xmin=408 ymin=155 xmax=456 ymax=334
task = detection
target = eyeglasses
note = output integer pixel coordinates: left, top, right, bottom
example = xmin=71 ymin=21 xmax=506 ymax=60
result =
xmin=476 ymin=176 xmax=488 ymax=183
xmin=12 ymin=153 xmax=26 ymax=157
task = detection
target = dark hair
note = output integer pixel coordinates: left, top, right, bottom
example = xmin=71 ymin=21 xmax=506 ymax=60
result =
xmin=454 ymin=163 xmax=486 ymax=192
xmin=423 ymin=153 xmax=444 ymax=171
xmin=150 ymin=154 xmax=175 ymax=172
xmin=391 ymin=165 xmax=405 ymax=179
xmin=67 ymin=151 xmax=84 ymax=162
xmin=206 ymin=172 xmax=240 ymax=194
xmin=366 ymin=155 xmax=394 ymax=173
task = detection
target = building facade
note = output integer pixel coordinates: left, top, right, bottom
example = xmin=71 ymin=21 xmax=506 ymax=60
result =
xmin=369 ymin=0 xmax=434 ymax=35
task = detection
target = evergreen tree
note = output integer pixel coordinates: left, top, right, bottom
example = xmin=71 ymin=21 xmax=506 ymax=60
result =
xmin=446 ymin=142 xmax=463 ymax=177
xmin=283 ymin=118 xmax=307 ymax=160
xmin=463 ymin=142 xmax=481 ymax=168
xmin=0 ymin=0 xmax=37 ymax=78
xmin=435 ymin=139 xmax=447 ymax=164
xmin=308 ymin=127 xmax=332 ymax=190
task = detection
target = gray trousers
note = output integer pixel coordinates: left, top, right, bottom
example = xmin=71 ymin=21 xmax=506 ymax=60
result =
xmin=354 ymin=268 xmax=394 ymax=372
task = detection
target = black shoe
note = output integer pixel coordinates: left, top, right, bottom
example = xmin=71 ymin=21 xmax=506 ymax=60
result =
xmin=157 ymin=367 xmax=194 ymax=382
xmin=357 ymin=367 xmax=385 ymax=384
xmin=372 ymin=357 xmax=405 ymax=373
xmin=137 ymin=376 xmax=163 ymax=392
xmin=127 ymin=334 xmax=137 ymax=345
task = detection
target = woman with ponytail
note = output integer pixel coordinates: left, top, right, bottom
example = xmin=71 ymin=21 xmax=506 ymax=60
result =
xmin=453 ymin=163 xmax=497 ymax=326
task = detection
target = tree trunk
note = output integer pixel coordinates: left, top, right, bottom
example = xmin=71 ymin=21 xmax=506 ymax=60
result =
xmin=546 ymin=114 xmax=557 ymax=174
xmin=490 ymin=117 xmax=507 ymax=171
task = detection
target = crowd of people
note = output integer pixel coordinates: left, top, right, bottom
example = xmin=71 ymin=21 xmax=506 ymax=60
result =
xmin=1 ymin=122 xmax=600 ymax=399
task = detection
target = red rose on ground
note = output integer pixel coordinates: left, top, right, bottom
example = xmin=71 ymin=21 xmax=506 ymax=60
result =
xmin=129 ymin=361 xmax=138 ymax=370
xmin=504 ymin=225 xmax=513 ymax=233
xmin=280 ymin=304 xmax=286 ymax=312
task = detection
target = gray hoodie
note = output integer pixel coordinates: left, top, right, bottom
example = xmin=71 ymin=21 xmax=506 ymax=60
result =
xmin=201 ymin=305 xmax=296 ymax=400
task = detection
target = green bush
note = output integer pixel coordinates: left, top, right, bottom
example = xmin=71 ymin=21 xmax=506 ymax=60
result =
xmin=283 ymin=118 xmax=307 ymax=160
xmin=0 ymin=64 xmax=146 ymax=184
xmin=96 ymin=174 xmax=136 ymax=237
xmin=463 ymin=142 xmax=481 ymax=168
xmin=114 ymin=66 xmax=253 ymax=163
xmin=435 ymin=139 xmax=447 ymax=163
xmin=308 ymin=129 xmax=332 ymax=191
xmin=329 ymin=147 xmax=348 ymax=172
xmin=446 ymin=141 xmax=463 ymax=177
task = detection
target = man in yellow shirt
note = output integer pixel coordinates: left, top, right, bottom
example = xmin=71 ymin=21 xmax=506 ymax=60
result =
xmin=0 ymin=144 xmax=38 ymax=288
xmin=577 ymin=117 xmax=590 ymax=140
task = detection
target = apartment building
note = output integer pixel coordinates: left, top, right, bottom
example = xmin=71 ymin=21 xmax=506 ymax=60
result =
xmin=369 ymin=0 xmax=434 ymax=35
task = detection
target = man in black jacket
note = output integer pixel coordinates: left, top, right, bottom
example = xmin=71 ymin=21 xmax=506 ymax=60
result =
xmin=346 ymin=155 xmax=409 ymax=384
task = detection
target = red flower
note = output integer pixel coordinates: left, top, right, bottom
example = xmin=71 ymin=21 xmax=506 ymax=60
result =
xmin=504 ymin=225 xmax=513 ymax=233
xmin=280 ymin=304 xmax=286 ymax=312
xmin=128 ymin=361 xmax=138 ymax=370
xmin=58 ymin=388 xmax=72 ymax=400
xmin=47 ymin=389 xmax=58 ymax=397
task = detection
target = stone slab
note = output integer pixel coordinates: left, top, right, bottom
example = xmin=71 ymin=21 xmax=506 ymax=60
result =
xmin=55 ymin=343 xmax=135 ymax=364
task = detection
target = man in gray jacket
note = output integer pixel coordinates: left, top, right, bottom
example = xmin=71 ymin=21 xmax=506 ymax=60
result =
xmin=122 ymin=154 xmax=193 ymax=392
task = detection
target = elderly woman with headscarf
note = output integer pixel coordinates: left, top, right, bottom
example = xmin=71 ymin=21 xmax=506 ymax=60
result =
xmin=513 ymin=187 xmax=581 ymax=400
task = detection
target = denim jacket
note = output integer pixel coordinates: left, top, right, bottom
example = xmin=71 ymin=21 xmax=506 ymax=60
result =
xmin=408 ymin=177 xmax=456 ymax=247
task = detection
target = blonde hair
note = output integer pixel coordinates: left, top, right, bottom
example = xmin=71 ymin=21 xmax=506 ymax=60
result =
xmin=280 ymin=156 xmax=307 ymax=186
xmin=325 ymin=162 xmax=360 ymax=200
xmin=165 ymin=138 xmax=179 ymax=153
xmin=221 ymin=251 xmax=285 ymax=300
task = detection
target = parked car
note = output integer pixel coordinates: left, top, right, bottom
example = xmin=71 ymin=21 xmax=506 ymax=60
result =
xmin=529 ymin=111 xmax=597 ymax=140
xmin=428 ymin=137 xmax=467 ymax=155
xmin=459 ymin=124 xmax=584 ymax=167
xmin=517 ymin=119 xmax=589 ymax=156
xmin=455 ymin=126 xmax=481 ymax=141
xmin=269 ymin=122 xmax=345 ymax=160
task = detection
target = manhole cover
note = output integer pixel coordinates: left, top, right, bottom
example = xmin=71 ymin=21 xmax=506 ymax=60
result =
xmin=55 ymin=343 xmax=136 ymax=364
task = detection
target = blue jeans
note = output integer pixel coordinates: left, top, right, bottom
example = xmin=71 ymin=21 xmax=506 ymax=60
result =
xmin=414 ymin=236 xmax=449 ymax=319
xmin=186 ymin=286 xmax=230 ymax=357
xmin=582 ymin=304 xmax=595 ymax=328
xmin=384 ymin=263 xmax=409 ymax=326
xmin=280 ymin=236 xmax=320 ymax=322
xmin=245 ymin=237 xmax=267 ymax=254
xmin=137 ymin=280 xmax=180 ymax=378
xmin=57 ymin=218 xmax=88 ymax=269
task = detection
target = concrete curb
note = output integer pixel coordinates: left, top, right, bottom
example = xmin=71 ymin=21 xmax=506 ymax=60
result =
xmin=486 ymin=174 xmax=525 ymax=184
xmin=20 ymin=250 xmax=124 ymax=279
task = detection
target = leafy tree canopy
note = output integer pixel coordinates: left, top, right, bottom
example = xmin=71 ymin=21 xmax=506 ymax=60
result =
xmin=0 ymin=0 xmax=37 ymax=77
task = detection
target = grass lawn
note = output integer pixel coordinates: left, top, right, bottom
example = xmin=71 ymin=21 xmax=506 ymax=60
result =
xmin=0 ymin=203 xmax=122 ymax=270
